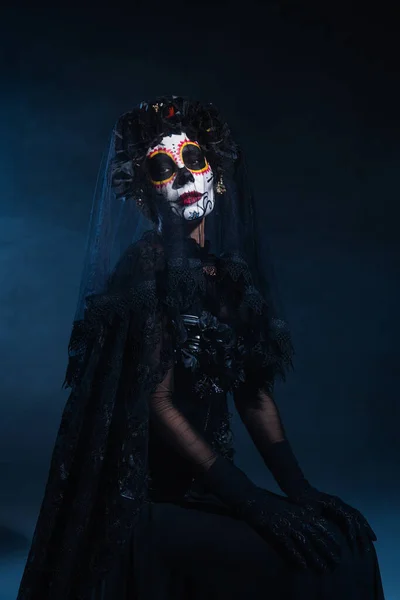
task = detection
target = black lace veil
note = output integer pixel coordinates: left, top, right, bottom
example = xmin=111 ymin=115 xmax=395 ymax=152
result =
xmin=17 ymin=96 xmax=293 ymax=600
xmin=68 ymin=96 xmax=290 ymax=384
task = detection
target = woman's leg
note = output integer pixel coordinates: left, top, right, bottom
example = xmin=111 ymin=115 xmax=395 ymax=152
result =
xmin=133 ymin=502 xmax=385 ymax=600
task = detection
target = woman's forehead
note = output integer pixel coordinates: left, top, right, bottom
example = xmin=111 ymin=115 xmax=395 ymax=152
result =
xmin=146 ymin=132 xmax=199 ymax=156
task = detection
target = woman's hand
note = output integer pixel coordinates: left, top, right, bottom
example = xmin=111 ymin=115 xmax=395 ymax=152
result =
xmin=291 ymin=488 xmax=377 ymax=553
xmin=237 ymin=489 xmax=342 ymax=572
xmin=202 ymin=456 xmax=342 ymax=572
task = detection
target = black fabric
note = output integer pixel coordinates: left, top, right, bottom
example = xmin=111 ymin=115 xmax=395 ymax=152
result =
xmin=17 ymin=233 xmax=292 ymax=599
xmin=16 ymin=232 xmax=385 ymax=600
xmin=203 ymin=456 xmax=342 ymax=572
xmin=17 ymin=234 xmax=174 ymax=599
xmin=240 ymin=435 xmax=378 ymax=554
xmin=132 ymin=501 xmax=384 ymax=600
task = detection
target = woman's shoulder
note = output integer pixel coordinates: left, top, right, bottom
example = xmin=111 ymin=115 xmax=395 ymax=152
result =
xmin=124 ymin=230 xmax=164 ymax=261
xmin=110 ymin=230 xmax=166 ymax=287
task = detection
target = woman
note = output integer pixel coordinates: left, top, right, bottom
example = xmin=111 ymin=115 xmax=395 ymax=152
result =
xmin=17 ymin=96 xmax=385 ymax=599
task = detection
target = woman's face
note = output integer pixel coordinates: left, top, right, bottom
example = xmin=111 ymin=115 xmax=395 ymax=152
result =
xmin=146 ymin=133 xmax=215 ymax=221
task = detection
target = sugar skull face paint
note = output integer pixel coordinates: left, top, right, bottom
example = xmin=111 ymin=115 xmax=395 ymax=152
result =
xmin=146 ymin=133 xmax=215 ymax=221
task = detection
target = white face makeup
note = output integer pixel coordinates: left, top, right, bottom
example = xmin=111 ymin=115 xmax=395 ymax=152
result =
xmin=146 ymin=133 xmax=215 ymax=221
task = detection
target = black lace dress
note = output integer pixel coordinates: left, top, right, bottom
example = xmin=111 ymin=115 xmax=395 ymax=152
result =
xmin=16 ymin=236 xmax=384 ymax=600
xmin=127 ymin=247 xmax=384 ymax=600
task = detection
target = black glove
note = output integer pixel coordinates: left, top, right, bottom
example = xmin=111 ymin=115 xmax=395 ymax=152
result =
xmin=262 ymin=440 xmax=377 ymax=553
xmin=203 ymin=456 xmax=341 ymax=571
xmin=292 ymin=487 xmax=377 ymax=553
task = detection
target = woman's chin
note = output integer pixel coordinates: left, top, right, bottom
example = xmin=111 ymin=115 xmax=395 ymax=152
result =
xmin=183 ymin=205 xmax=214 ymax=222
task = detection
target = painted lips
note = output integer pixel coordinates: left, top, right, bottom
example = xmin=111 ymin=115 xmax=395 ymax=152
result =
xmin=178 ymin=191 xmax=203 ymax=206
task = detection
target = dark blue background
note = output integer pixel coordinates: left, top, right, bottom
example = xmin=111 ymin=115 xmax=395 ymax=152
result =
xmin=0 ymin=2 xmax=398 ymax=598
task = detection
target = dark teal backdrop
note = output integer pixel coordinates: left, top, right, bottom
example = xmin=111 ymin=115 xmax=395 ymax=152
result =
xmin=0 ymin=3 xmax=398 ymax=598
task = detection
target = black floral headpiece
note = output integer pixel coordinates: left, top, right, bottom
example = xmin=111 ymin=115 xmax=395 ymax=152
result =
xmin=111 ymin=95 xmax=238 ymax=216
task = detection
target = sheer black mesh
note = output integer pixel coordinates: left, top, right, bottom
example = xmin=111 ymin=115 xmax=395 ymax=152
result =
xmin=235 ymin=386 xmax=287 ymax=447
xmin=149 ymin=367 xmax=217 ymax=471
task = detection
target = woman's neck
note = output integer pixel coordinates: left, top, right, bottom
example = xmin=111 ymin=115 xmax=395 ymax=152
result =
xmin=187 ymin=218 xmax=205 ymax=247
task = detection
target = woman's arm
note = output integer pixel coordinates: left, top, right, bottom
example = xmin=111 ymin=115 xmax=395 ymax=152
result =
xmin=234 ymin=386 xmax=287 ymax=448
xmin=233 ymin=385 xmax=377 ymax=548
xmin=233 ymin=385 xmax=309 ymax=497
xmin=149 ymin=368 xmax=343 ymax=567
xmin=149 ymin=367 xmax=217 ymax=471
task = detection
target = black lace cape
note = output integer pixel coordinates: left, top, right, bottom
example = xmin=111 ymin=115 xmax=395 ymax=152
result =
xmin=17 ymin=231 xmax=293 ymax=600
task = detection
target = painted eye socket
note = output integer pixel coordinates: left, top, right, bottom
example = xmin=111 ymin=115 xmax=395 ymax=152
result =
xmin=182 ymin=144 xmax=207 ymax=171
xmin=147 ymin=153 xmax=177 ymax=183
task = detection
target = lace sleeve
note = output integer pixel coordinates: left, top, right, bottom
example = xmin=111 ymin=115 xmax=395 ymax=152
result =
xmin=234 ymin=386 xmax=320 ymax=500
xmin=234 ymin=385 xmax=286 ymax=447
xmin=149 ymin=367 xmax=217 ymax=471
